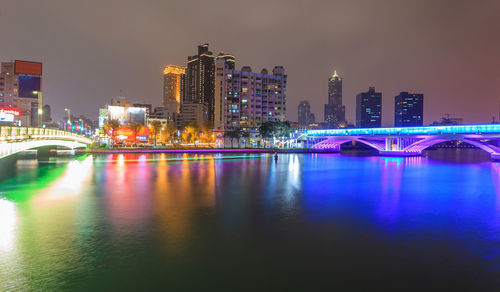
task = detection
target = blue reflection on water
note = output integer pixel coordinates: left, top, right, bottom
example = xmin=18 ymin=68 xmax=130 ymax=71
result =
xmin=0 ymin=150 xmax=498 ymax=290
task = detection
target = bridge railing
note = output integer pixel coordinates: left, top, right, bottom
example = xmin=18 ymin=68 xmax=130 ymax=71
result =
xmin=306 ymin=124 xmax=500 ymax=137
xmin=0 ymin=126 xmax=93 ymax=144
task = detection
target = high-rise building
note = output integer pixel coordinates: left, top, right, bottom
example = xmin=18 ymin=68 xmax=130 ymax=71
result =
xmin=163 ymin=65 xmax=186 ymax=114
xmin=0 ymin=60 xmax=43 ymax=126
xmin=356 ymin=87 xmax=382 ymax=128
xmin=182 ymin=43 xmax=215 ymax=126
xmin=309 ymin=113 xmax=316 ymax=124
xmin=42 ymin=104 xmax=52 ymax=123
xmin=216 ymin=52 xmax=235 ymax=70
xmin=298 ymin=100 xmax=315 ymax=125
xmin=324 ymin=70 xmax=345 ymax=128
xmin=214 ymin=57 xmax=287 ymax=133
xmin=394 ymin=92 xmax=424 ymax=127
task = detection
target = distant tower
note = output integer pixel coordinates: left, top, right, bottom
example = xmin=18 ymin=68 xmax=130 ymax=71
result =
xmin=356 ymin=87 xmax=382 ymax=128
xmin=42 ymin=104 xmax=52 ymax=123
xmin=298 ymin=101 xmax=311 ymax=125
xmin=324 ymin=70 xmax=345 ymax=128
xmin=394 ymin=92 xmax=423 ymax=127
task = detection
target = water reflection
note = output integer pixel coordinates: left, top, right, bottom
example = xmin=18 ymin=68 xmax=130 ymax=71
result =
xmin=0 ymin=150 xmax=498 ymax=290
xmin=0 ymin=199 xmax=17 ymax=252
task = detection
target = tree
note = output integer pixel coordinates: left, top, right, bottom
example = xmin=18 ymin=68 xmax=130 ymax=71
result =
xmin=200 ymin=122 xmax=214 ymax=143
xmin=183 ymin=123 xmax=199 ymax=144
xmin=259 ymin=122 xmax=274 ymax=139
xmin=129 ymin=123 xmax=144 ymax=145
xmin=149 ymin=120 xmax=162 ymax=146
xmin=104 ymin=119 xmax=121 ymax=145
xmin=164 ymin=124 xmax=177 ymax=144
xmin=258 ymin=121 xmax=292 ymax=148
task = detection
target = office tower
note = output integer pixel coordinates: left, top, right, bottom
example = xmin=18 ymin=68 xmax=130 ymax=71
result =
xmin=298 ymin=101 xmax=310 ymax=125
xmin=356 ymin=87 xmax=382 ymax=128
xmin=162 ymin=65 xmax=186 ymax=114
xmin=324 ymin=70 xmax=345 ymax=128
xmin=214 ymin=57 xmax=287 ymax=132
xmin=298 ymin=101 xmax=315 ymax=125
xmin=0 ymin=60 xmax=43 ymax=126
xmin=42 ymin=104 xmax=52 ymax=123
xmin=182 ymin=43 xmax=215 ymax=126
xmin=308 ymin=113 xmax=315 ymax=124
xmin=394 ymin=92 xmax=424 ymax=127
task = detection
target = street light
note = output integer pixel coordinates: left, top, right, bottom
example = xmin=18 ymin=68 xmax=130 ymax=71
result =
xmin=33 ymin=90 xmax=42 ymax=127
xmin=64 ymin=108 xmax=71 ymax=125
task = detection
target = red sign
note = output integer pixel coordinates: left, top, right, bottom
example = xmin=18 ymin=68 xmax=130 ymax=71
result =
xmin=14 ymin=60 xmax=42 ymax=76
xmin=0 ymin=108 xmax=20 ymax=116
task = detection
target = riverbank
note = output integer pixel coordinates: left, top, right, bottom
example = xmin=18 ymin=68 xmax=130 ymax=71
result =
xmin=76 ymin=148 xmax=317 ymax=154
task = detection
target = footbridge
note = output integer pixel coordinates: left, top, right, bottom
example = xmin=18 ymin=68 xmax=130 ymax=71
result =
xmin=0 ymin=126 xmax=93 ymax=159
xmin=304 ymin=124 xmax=500 ymax=160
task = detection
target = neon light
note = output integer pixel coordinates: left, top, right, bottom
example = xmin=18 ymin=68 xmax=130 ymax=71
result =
xmin=78 ymin=149 xmax=273 ymax=154
xmin=0 ymin=108 xmax=20 ymax=116
xmin=307 ymin=124 xmax=500 ymax=136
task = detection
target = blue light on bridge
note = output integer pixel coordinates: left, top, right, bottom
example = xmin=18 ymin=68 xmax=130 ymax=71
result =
xmin=306 ymin=124 xmax=500 ymax=136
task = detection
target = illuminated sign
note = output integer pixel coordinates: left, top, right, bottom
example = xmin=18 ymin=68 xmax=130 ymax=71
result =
xmin=18 ymin=75 xmax=41 ymax=99
xmin=0 ymin=108 xmax=21 ymax=116
xmin=0 ymin=108 xmax=20 ymax=122
xmin=14 ymin=60 xmax=42 ymax=76
xmin=108 ymin=106 xmax=146 ymax=125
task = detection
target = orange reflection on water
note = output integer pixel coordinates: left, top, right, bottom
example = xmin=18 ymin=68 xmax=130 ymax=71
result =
xmin=153 ymin=153 xmax=216 ymax=253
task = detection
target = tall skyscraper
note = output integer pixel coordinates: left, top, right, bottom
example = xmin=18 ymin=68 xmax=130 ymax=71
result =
xmin=324 ymin=70 xmax=345 ymax=128
xmin=182 ymin=43 xmax=215 ymax=126
xmin=356 ymin=87 xmax=382 ymax=128
xmin=298 ymin=101 xmax=314 ymax=125
xmin=163 ymin=65 xmax=186 ymax=114
xmin=394 ymin=92 xmax=424 ymax=127
xmin=214 ymin=57 xmax=287 ymax=133
xmin=42 ymin=104 xmax=52 ymax=123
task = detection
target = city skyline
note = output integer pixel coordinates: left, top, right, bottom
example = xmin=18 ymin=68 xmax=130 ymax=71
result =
xmin=1 ymin=0 xmax=500 ymax=125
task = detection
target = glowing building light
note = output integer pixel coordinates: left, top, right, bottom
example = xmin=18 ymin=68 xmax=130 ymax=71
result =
xmin=307 ymin=124 xmax=500 ymax=137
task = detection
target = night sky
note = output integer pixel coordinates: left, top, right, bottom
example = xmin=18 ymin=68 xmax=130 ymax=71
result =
xmin=1 ymin=0 xmax=499 ymax=125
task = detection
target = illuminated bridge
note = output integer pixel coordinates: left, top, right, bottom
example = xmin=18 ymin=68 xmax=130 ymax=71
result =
xmin=0 ymin=126 xmax=92 ymax=159
xmin=304 ymin=124 xmax=500 ymax=160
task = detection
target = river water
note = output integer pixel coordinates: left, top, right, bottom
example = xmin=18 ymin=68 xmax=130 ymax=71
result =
xmin=0 ymin=150 xmax=498 ymax=290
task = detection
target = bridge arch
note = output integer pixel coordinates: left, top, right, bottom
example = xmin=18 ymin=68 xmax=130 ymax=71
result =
xmin=0 ymin=140 xmax=88 ymax=160
xmin=311 ymin=137 xmax=385 ymax=152
xmin=403 ymin=137 xmax=500 ymax=155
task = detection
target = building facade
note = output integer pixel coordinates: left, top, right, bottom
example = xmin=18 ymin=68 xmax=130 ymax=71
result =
xmin=0 ymin=60 xmax=43 ymax=126
xmin=394 ymin=92 xmax=423 ymax=127
xmin=356 ymin=87 xmax=382 ymax=128
xmin=182 ymin=43 xmax=215 ymax=126
xmin=163 ymin=65 xmax=185 ymax=114
xmin=214 ymin=57 xmax=287 ymax=133
xmin=99 ymin=97 xmax=148 ymax=129
xmin=324 ymin=70 xmax=345 ymax=128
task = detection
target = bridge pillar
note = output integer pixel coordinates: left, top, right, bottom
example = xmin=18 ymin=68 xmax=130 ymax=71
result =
xmin=491 ymin=153 xmax=500 ymax=161
xmin=379 ymin=137 xmax=422 ymax=157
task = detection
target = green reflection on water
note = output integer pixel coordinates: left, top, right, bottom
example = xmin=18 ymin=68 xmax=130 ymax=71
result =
xmin=0 ymin=154 xmax=90 ymax=203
